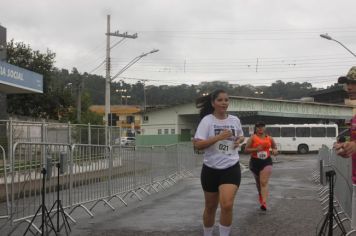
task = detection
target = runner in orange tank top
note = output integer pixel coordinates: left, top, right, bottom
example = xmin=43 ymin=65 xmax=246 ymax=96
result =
xmin=244 ymin=121 xmax=278 ymax=211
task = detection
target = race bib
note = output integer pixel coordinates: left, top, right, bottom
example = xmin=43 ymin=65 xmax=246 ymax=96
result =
xmin=216 ymin=140 xmax=236 ymax=155
xmin=257 ymin=151 xmax=268 ymax=159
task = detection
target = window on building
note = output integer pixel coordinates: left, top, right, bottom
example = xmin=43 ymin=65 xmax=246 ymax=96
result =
xmin=164 ymin=129 xmax=169 ymax=134
xmin=158 ymin=129 xmax=162 ymax=135
xmin=242 ymin=127 xmax=250 ymax=136
xmin=171 ymin=129 xmax=175 ymax=134
xmin=126 ymin=116 xmax=134 ymax=123
xmin=143 ymin=116 xmax=149 ymax=122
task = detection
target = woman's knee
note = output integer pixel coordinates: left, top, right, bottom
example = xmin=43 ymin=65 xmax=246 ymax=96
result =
xmin=205 ymin=200 xmax=218 ymax=212
xmin=220 ymin=200 xmax=234 ymax=211
xmin=260 ymin=180 xmax=268 ymax=188
xmin=205 ymin=205 xmax=218 ymax=215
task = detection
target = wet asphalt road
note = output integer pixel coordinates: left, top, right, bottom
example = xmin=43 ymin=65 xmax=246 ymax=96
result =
xmin=66 ymin=154 xmax=336 ymax=236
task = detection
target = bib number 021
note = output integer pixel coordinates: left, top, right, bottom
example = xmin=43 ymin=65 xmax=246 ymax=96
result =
xmin=215 ymin=140 xmax=235 ymax=155
xmin=219 ymin=143 xmax=229 ymax=152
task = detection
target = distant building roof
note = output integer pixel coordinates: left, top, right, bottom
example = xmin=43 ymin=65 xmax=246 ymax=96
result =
xmin=89 ymin=105 xmax=141 ymax=115
xmin=309 ymin=85 xmax=347 ymax=104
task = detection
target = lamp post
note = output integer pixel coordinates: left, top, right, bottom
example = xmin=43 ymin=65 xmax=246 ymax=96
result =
xmin=65 ymin=83 xmax=73 ymax=94
xmin=121 ymin=95 xmax=131 ymax=105
xmin=320 ymin=33 xmax=356 ymax=58
xmin=104 ymin=49 xmax=159 ymax=127
xmin=254 ymin=91 xmax=264 ymax=97
xmin=115 ymin=88 xmax=127 ymax=105
xmin=111 ymin=49 xmax=159 ymax=81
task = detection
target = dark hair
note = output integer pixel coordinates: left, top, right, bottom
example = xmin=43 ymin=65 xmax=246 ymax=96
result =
xmin=196 ymin=89 xmax=227 ymax=119
xmin=255 ymin=121 xmax=265 ymax=127
xmin=254 ymin=121 xmax=266 ymax=134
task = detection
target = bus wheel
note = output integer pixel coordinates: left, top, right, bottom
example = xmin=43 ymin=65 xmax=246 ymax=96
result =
xmin=298 ymin=144 xmax=309 ymax=154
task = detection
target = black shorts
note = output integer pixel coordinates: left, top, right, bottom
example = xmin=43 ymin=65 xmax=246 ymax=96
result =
xmin=200 ymin=162 xmax=241 ymax=192
xmin=249 ymin=157 xmax=273 ymax=176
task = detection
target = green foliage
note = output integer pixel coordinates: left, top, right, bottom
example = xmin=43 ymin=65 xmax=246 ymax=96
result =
xmin=263 ymin=80 xmax=316 ymax=99
xmin=6 ymin=40 xmax=65 ymax=119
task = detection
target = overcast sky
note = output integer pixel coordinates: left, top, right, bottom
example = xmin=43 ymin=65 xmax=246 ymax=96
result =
xmin=1 ymin=0 xmax=356 ymax=88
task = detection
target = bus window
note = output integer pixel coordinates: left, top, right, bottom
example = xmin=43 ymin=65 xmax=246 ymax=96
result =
xmin=311 ymin=127 xmax=326 ymax=137
xmin=296 ymin=127 xmax=310 ymax=137
xmin=326 ymin=127 xmax=336 ymax=137
xmin=281 ymin=127 xmax=295 ymax=137
xmin=242 ymin=126 xmax=250 ymax=136
xmin=266 ymin=127 xmax=281 ymax=137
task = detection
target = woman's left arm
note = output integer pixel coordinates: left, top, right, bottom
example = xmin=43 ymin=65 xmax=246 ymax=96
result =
xmin=270 ymin=137 xmax=278 ymax=155
xmin=234 ymin=136 xmax=245 ymax=148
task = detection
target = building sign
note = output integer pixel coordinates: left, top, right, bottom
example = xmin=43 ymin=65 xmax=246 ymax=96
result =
xmin=0 ymin=61 xmax=43 ymax=93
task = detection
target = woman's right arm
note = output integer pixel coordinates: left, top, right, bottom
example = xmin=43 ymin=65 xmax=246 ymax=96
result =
xmin=244 ymin=136 xmax=261 ymax=154
xmin=193 ymin=129 xmax=232 ymax=150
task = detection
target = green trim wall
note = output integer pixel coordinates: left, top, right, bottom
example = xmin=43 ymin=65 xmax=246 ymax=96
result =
xmin=137 ymin=134 xmax=180 ymax=145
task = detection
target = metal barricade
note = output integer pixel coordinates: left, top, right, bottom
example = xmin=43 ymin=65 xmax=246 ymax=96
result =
xmin=316 ymin=145 xmax=354 ymax=234
xmin=2 ymin=128 xmax=196 ymax=234
xmin=0 ymin=145 xmax=10 ymax=220
xmin=69 ymin=144 xmax=113 ymax=216
xmin=10 ymin=142 xmax=71 ymax=223
xmin=177 ymin=142 xmax=198 ymax=177
xmin=133 ymin=145 xmax=154 ymax=198
xmin=151 ymin=145 xmax=177 ymax=187
xmin=109 ymin=145 xmax=137 ymax=204
xmin=331 ymin=148 xmax=353 ymax=219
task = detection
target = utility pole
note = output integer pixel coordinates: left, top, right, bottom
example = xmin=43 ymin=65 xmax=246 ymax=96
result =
xmin=139 ymin=79 xmax=148 ymax=112
xmin=76 ymin=78 xmax=83 ymax=122
xmin=104 ymin=14 xmax=137 ymax=126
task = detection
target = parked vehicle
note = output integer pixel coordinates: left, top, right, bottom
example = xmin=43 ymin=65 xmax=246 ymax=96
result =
xmin=115 ymin=136 xmax=136 ymax=146
xmin=239 ymin=124 xmax=338 ymax=154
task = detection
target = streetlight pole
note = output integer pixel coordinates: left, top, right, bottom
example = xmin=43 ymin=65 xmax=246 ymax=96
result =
xmin=254 ymin=91 xmax=264 ymax=96
xmin=116 ymin=89 xmax=127 ymax=105
xmin=143 ymin=81 xmax=146 ymax=112
xmin=110 ymin=49 xmax=158 ymax=116
xmin=121 ymin=95 xmax=131 ymax=105
xmin=110 ymin=49 xmax=159 ymax=81
xmin=320 ymin=33 xmax=356 ymax=58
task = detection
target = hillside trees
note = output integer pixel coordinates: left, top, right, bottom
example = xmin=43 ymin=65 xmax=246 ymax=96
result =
xmin=5 ymin=40 xmax=323 ymax=123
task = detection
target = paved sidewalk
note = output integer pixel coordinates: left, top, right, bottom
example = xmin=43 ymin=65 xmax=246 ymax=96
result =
xmin=69 ymin=154 xmax=325 ymax=236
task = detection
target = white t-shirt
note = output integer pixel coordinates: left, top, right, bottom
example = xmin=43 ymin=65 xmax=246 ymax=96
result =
xmin=194 ymin=114 xmax=244 ymax=169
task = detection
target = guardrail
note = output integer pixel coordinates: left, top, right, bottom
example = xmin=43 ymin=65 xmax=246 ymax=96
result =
xmin=0 ymin=145 xmax=9 ymax=220
xmin=314 ymin=145 xmax=355 ymax=235
xmin=1 ymin=141 xmax=198 ymax=235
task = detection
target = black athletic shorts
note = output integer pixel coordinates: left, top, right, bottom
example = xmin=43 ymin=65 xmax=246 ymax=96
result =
xmin=200 ymin=161 xmax=241 ymax=192
xmin=249 ymin=157 xmax=273 ymax=176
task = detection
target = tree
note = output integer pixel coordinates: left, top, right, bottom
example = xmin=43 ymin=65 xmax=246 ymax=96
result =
xmin=6 ymin=40 xmax=69 ymax=119
xmin=264 ymin=80 xmax=316 ymax=99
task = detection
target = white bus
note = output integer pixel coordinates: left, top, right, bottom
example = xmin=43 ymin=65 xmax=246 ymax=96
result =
xmin=240 ymin=124 xmax=338 ymax=154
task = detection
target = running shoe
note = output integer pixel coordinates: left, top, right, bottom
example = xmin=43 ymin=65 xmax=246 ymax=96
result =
xmin=260 ymin=202 xmax=267 ymax=211
xmin=258 ymin=194 xmax=263 ymax=205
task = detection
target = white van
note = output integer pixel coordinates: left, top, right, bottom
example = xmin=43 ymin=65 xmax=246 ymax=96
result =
xmin=118 ymin=137 xmax=136 ymax=146
xmin=240 ymin=124 xmax=338 ymax=154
